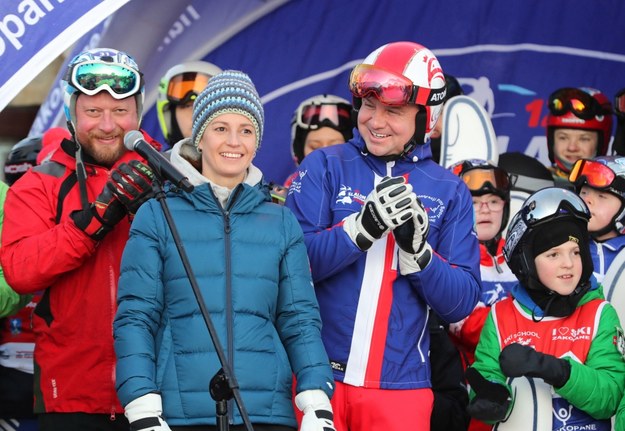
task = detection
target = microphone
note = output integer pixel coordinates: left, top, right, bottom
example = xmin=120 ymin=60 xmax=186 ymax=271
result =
xmin=124 ymin=130 xmax=194 ymax=192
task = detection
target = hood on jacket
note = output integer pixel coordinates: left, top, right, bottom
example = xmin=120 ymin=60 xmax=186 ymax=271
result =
xmin=169 ymin=138 xmax=263 ymax=188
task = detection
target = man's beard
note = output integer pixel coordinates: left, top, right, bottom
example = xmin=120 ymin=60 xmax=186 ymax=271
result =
xmin=77 ymin=131 xmax=127 ymax=168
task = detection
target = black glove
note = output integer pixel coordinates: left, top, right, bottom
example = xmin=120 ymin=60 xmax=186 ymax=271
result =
xmin=499 ymin=343 xmax=571 ymax=388
xmin=394 ymin=198 xmax=433 ymax=273
xmin=107 ymin=160 xmax=155 ymax=218
xmin=343 ymin=176 xmax=416 ymax=250
xmin=394 ymin=198 xmax=429 ymax=254
xmin=71 ymin=182 xmax=127 ymax=241
xmin=465 ymin=367 xmax=510 ymax=422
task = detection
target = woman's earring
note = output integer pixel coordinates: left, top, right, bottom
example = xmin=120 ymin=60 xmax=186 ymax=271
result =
xmin=197 ymin=147 xmax=202 ymax=153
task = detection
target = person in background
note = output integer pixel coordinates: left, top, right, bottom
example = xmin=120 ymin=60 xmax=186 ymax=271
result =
xmin=0 ymin=48 xmax=158 ymax=431
xmin=3 ymin=135 xmax=42 ymax=186
xmin=568 ymin=156 xmax=625 ymax=286
xmin=545 ymin=87 xmax=613 ymax=188
xmin=447 ymin=159 xmax=516 ymax=431
xmin=611 ymin=87 xmax=625 ymax=156
xmin=0 ymin=127 xmax=71 ymax=431
xmin=114 ymin=70 xmax=335 ymax=431
xmin=466 ymin=187 xmax=625 ymax=430
xmin=156 ymin=60 xmax=222 ymax=150
xmin=274 ymin=94 xmax=354 ymax=202
xmin=285 ymin=41 xmax=480 ymax=430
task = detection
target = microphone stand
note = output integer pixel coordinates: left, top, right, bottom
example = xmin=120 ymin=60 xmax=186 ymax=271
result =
xmin=152 ymin=179 xmax=254 ymax=431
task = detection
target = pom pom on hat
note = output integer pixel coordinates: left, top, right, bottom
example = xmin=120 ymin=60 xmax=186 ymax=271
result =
xmin=192 ymin=70 xmax=264 ymax=149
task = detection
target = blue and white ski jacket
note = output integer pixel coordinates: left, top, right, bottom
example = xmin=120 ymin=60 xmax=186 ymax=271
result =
xmin=591 ymin=235 xmax=625 ymax=286
xmin=285 ymin=130 xmax=481 ymax=390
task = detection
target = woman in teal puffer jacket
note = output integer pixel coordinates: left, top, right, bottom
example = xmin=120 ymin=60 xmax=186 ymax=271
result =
xmin=114 ymin=71 xmax=335 ymax=431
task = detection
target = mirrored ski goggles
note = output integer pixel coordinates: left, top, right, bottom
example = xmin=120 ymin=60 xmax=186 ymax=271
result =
xmin=452 ymin=165 xmax=510 ymax=194
xmin=569 ymin=158 xmax=623 ymax=189
xmin=69 ymin=61 xmax=142 ymax=99
xmin=166 ymin=71 xmax=213 ymax=104
xmin=548 ymin=87 xmax=603 ymax=120
xmin=521 ymin=188 xmax=589 ymax=226
xmin=349 ymin=64 xmax=446 ymax=106
xmin=614 ymin=87 xmax=625 ymax=117
xmin=295 ymin=102 xmax=352 ymax=130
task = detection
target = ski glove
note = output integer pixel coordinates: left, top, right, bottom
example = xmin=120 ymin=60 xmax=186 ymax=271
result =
xmin=395 ymin=199 xmax=433 ymax=274
xmin=71 ymin=182 xmax=126 ymax=241
xmin=343 ymin=176 xmax=416 ymax=251
xmin=394 ymin=198 xmax=429 ymax=254
xmin=295 ymin=389 xmax=336 ymax=431
xmin=499 ymin=343 xmax=571 ymax=388
xmin=125 ymin=393 xmax=171 ymax=431
xmin=107 ymin=160 xmax=155 ymax=218
xmin=465 ymin=367 xmax=511 ymax=423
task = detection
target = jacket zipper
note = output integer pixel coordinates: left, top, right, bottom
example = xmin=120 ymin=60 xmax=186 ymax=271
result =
xmin=221 ymin=186 xmax=242 ymax=424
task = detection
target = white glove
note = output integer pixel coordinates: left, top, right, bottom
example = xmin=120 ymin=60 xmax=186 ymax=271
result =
xmin=398 ymin=244 xmax=432 ymax=275
xmin=343 ymin=176 xmax=416 ymax=250
xmin=295 ymin=389 xmax=336 ymax=431
xmin=125 ymin=393 xmax=172 ymax=431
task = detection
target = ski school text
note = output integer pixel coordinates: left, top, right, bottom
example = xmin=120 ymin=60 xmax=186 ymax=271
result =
xmin=0 ymin=0 xmax=65 ymax=56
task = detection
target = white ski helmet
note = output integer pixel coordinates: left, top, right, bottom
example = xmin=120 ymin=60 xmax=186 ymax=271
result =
xmin=156 ymin=61 xmax=223 ymax=145
xmin=63 ymin=48 xmax=144 ymax=134
xmin=349 ymin=41 xmax=446 ymax=155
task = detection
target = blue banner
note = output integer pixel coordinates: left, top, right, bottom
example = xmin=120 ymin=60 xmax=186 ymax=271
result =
xmin=25 ymin=0 xmax=625 ymax=185
xmin=0 ymin=0 xmax=130 ymax=112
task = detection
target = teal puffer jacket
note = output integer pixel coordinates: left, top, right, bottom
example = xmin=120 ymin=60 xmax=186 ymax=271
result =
xmin=114 ymin=179 xmax=333 ymax=428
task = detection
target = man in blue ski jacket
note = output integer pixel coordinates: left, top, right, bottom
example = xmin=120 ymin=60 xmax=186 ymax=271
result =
xmin=285 ymin=41 xmax=481 ymax=430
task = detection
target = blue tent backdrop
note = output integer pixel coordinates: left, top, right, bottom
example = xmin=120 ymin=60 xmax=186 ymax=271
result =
xmin=4 ymin=0 xmax=625 ymax=184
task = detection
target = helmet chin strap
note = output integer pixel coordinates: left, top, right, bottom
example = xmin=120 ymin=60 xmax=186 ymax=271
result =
xmin=380 ymin=108 xmax=428 ymax=161
xmin=402 ymin=109 xmax=427 ymax=157
xmin=67 ymin=120 xmax=90 ymax=211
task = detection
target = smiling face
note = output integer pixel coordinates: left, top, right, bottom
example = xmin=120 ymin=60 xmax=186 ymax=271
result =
xmin=553 ymin=128 xmax=599 ymax=166
xmin=74 ymin=91 xmax=138 ymax=167
xmin=198 ymin=112 xmax=257 ymax=188
xmin=534 ymin=240 xmax=582 ymax=296
xmin=356 ymin=96 xmax=418 ymax=157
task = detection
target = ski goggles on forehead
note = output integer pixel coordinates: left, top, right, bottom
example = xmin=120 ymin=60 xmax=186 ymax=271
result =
xmin=453 ymin=165 xmax=510 ymax=193
xmin=296 ymin=102 xmax=352 ymax=130
xmin=69 ymin=61 xmax=142 ymax=99
xmin=569 ymin=158 xmax=625 ymax=190
xmin=521 ymin=188 xmax=588 ymax=226
xmin=349 ymin=64 xmax=446 ymax=106
xmin=548 ymin=87 xmax=604 ymax=120
xmin=166 ymin=71 xmax=212 ymax=104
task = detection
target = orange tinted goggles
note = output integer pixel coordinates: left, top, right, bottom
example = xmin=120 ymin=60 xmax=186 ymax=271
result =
xmin=452 ymin=165 xmax=510 ymax=193
xmin=166 ymin=72 xmax=212 ymax=104
xmin=569 ymin=158 xmax=615 ymax=188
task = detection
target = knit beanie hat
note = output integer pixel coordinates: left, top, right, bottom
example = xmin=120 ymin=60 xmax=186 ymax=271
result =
xmin=192 ymin=70 xmax=264 ymax=149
